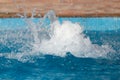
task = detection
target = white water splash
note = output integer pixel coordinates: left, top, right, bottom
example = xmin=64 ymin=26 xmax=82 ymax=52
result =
xmin=0 ymin=10 xmax=115 ymax=61
xmin=31 ymin=20 xmax=113 ymax=58
xmin=22 ymin=10 xmax=113 ymax=58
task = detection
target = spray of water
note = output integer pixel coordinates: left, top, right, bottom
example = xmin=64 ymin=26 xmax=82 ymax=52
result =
xmin=0 ymin=10 xmax=115 ymax=61
xmin=25 ymin=10 xmax=114 ymax=58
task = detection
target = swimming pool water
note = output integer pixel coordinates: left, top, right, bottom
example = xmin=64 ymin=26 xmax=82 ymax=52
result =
xmin=0 ymin=18 xmax=120 ymax=80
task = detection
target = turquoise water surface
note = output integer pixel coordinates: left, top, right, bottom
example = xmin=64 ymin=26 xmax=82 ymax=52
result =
xmin=0 ymin=17 xmax=120 ymax=80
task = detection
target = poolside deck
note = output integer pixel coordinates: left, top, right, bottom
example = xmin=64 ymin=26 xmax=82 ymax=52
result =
xmin=0 ymin=0 xmax=120 ymax=17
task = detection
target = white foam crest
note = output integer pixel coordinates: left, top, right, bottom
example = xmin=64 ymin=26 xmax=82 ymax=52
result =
xmin=0 ymin=20 xmax=114 ymax=62
xmin=0 ymin=10 xmax=115 ymax=61
xmin=32 ymin=20 xmax=114 ymax=58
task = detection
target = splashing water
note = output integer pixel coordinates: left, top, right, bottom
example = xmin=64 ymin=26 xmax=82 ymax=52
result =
xmin=25 ymin=10 xmax=114 ymax=58
xmin=0 ymin=10 xmax=115 ymax=61
xmin=1 ymin=10 xmax=120 ymax=80
xmin=33 ymin=20 xmax=112 ymax=57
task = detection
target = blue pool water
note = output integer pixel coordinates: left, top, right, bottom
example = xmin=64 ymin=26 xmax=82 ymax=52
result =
xmin=0 ymin=17 xmax=120 ymax=80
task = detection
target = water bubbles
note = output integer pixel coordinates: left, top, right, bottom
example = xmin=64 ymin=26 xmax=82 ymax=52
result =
xmin=0 ymin=10 xmax=115 ymax=61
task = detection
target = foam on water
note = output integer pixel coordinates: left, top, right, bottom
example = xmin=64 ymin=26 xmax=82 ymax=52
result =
xmin=33 ymin=20 xmax=113 ymax=58
xmin=0 ymin=10 xmax=115 ymax=61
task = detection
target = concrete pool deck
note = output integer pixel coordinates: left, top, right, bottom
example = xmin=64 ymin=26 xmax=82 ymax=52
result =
xmin=0 ymin=0 xmax=120 ymax=17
